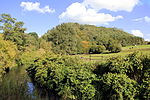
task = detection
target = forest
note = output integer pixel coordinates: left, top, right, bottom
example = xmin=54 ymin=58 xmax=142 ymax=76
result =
xmin=0 ymin=14 xmax=149 ymax=100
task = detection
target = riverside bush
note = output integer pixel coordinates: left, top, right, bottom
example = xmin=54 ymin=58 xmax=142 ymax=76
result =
xmin=27 ymin=54 xmax=97 ymax=100
xmin=27 ymin=52 xmax=150 ymax=100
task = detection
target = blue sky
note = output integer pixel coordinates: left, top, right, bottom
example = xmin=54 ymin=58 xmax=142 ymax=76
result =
xmin=0 ymin=0 xmax=150 ymax=40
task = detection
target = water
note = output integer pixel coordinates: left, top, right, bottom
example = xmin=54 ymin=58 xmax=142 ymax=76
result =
xmin=0 ymin=66 xmax=50 ymax=100
xmin=27 ymin=82 xmax=34 ymax=94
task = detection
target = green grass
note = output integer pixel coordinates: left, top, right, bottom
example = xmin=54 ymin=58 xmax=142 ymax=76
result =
xmin=75 ymin=45 xmax=150 ymax=62
xmin=122 ymin=45 xmax=150 ymax=51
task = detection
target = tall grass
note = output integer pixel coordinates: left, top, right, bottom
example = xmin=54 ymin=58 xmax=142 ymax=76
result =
xmin=0 ymin=66 xmax=48 ymax=100
xmin=0 ymin=66 xmax=32 ymax=100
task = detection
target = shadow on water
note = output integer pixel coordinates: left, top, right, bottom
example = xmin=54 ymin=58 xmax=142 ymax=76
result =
xmin=0 ymin=66 xmax=58 ymax=100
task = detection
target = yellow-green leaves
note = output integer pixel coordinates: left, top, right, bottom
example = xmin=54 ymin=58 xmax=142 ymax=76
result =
xmin=0 ymin=34 xmax=18 ymax=80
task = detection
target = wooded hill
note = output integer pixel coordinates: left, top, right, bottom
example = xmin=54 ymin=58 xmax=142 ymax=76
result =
xmin=43 ymin=23 xmax=145 ymax=54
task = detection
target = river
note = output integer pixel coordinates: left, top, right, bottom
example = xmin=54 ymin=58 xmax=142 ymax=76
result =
xmin=0 ymin=66 xmax=52 ymax=100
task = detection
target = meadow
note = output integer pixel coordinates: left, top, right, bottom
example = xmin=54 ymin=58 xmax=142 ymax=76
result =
xmin=76 ymin=45 xmax=150 ymax=61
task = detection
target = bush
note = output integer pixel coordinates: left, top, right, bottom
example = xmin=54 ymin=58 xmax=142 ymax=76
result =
xmin=108 ymin=43 xmax=122 ymax=53
xmin=94 ymin=52 xmax=150 ymax=99
xmin=89 ymin=45 xmax=106 ymax=54
xmin=97 ymin=73 xmax=137 ymax=100
xmin=27 ymin=54 xmax=97 ymax=100
xmin=107 ymin=40 xmax=122 ymax=53
xmin=26 ymin=52 xmax=150 ymax=100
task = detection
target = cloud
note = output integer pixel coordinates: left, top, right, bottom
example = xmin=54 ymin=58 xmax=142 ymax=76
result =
xmin=131 ymin=30 xmax=144 ymax=37
xmin=83 ymin=0 xmax=139 ymax=12
xmin=145 ymin=39 xmax=150 ymax=41
xmin=133 ymin=16 xmax=150 ymax=23
xmin=59 ymin=0 xmax=139 ymax=25
xmin=59 ymin=2 xmax=123 ymax=25
xmin=20 ymin=2 xmax=55 ymax=13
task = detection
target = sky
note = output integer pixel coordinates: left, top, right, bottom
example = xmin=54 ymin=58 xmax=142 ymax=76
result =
xmin=0 ymin=0 xmax=150 ymax=40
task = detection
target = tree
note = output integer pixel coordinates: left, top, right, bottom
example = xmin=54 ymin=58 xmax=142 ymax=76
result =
xmin=28 ymin=32 xmax=39 ymax=40
xmin=39 ymin=39 xmax=52 ymax=52
xmin=43 ymin=23 xmax=143 ymax=54
xmin=0 ymin=34 xmax=18 ymax=80
xmin=0 ymin=14 xmax=26 ymax=50
xmin=43 ymin=23 xmax=81 ymax=54
xmin=107 ymin=39 xmax=122 ymax=53
xmin=89 ymin=45 xmax=106 ymax=54
xmin=24 ymin=32 xmax=40 ymax=51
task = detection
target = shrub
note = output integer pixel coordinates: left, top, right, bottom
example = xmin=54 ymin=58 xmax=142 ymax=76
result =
xmin=108 ymin=43 xmax=122 ymax=53
xmin=97 ymin=73 xmax=137 ymax=100
xmin=89 ymin=45 xmax=106 ymax=54
xmin=106 ymin=39 xmax=122 ymax=53
xmin=27 ymin=54 xmax=97 ymax=100
xmin=95 ymin=52 xmax=150 ymax=99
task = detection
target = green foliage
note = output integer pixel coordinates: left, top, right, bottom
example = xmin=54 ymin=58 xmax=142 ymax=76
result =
xmin=0 ymin=14 xmax=40 ymax=51
xmin=0 ymin=34 xmax=18 ymax=80
xmin=0 ymin=14 xmax=26 ymax=47
xmin=43 ymin=23 xmax=81 ymax=54
xmin=28 ymin=32 xmax=39 ymax=40
xmin=107 ymin=39 xmax=122 ymax=53
xmin=6 ymin=32 xmax=26 ymax=50
xmin=43 ymin=23 xmax=143 ymax=54
xmin=25 ymin=32 xmax=39 ymax=49
xmin=95 ymin=52 xmax=150 ymax=99
xmin=27 ymin=54 xmax=97 ymax=100
xmin=98 ymin=73 xmax=137 ymax=100
xmin=89 ymin=45 xmax=106 ymax=54
xmin=0 ymin=14 xmax=26 ymax=35
xmin=39 ymin=39 xmax=52 ymax=52
xmin=17 ymin=49 xmax=46 ymax=67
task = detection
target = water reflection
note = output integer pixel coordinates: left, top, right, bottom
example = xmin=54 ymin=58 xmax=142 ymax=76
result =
xmin=27 ymin=82 xmax=34 ymax=94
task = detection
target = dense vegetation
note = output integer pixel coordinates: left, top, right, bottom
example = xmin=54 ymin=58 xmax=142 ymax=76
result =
xmin=95 ymin=52 xmax=150 ymax=99
xmin=0 ymin=34 xmax=18 ymax=80
xmin=43 ymin=23 xmax=145 ymax=54
xmin=0 ymin=14 xmax=52 ymax=80
xmin=27 ymin=54 xmax=97 ymax=100
xmin=27 ymin=52 xmax=150 ymax=100
xmin=0 ymin=13 xmax=149 ymax=100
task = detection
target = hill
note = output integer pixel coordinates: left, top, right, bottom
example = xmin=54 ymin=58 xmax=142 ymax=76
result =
xmin=42 ymin=23 xmax=145 ymax=54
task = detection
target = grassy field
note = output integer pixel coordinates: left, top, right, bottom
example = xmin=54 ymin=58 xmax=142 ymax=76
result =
xmin=75 ymin=45 xmax=150 ymax=62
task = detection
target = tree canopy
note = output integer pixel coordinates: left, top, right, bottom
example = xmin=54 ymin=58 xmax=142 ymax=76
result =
xmin=43 ymin=23 xmax=145 ymax=54
xmin=0 ymin=34 xmax=18 ymax=80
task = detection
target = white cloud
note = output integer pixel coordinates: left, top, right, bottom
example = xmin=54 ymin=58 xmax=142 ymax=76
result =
xmin=133 ymin=16 xmax=150 ymax=23
xmin=83 ymin=0 xmax=139 ymax=12
xmin=20 ymin=2 xmax=55 ymax=13
xmin=59 ymin=0 xmax=140 ymax=25
xmin=59 ymin=2 xmax=123 ymax=25
xmin=145 ymin=39 xmax=150 ymax=41
xmin=131 ymin=30 xmax=144 ymax=37
xmin=145 ymin=16 xmax=150 ymax=22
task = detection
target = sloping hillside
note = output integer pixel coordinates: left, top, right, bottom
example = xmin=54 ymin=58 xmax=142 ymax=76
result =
xmin=43 ymin=23 xmax=145 ymax=54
